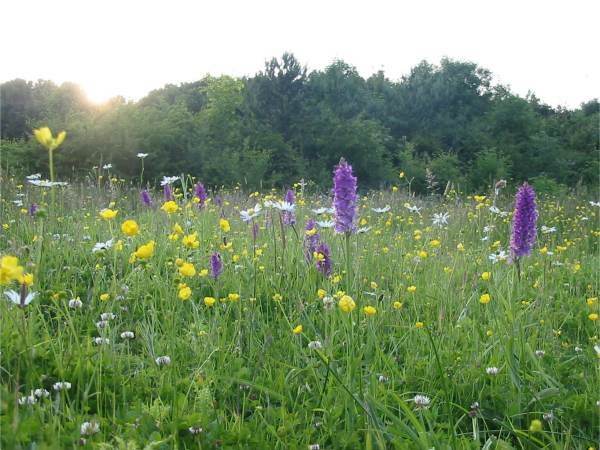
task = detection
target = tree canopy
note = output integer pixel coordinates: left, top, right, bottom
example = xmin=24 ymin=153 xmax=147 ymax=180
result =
xmin=1 ymin=53 xmax=598 ymax=193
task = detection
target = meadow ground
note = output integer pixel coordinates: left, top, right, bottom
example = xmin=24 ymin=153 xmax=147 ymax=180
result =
xmin=0 ymin=174 xmax=599 ymax=449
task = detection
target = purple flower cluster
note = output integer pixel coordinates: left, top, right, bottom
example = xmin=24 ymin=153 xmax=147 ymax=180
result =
xmin=282 ymin=189 xmax=296 ymax=225
xmin=163 ymin=184 xmax=174 ymax=201
xmin=333 ymin=158 xmax=357 ymax=234
xmin=314 ymin=242 xmax=332 ymax=276
xmin=303 ymin=219 xmax=320 ymax=262
xmin=210 ymin=252 xmax=223 ymax=279
xmin=510 ymin=182 xmax=538 ymax=259
xmin=140 ymin=189 xmax=152 ymax=206
xmin=194 ymin=182 xmax=207 ymax=208
xmin=28 ymin=203 xmax=38 ymax=217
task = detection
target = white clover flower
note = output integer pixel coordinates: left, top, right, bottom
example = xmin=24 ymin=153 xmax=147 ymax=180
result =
xmin=93 ymin=337 xmax=110 ymax=345
xmin=535 ymin=350 xmax=545 ymax=357
xmin=18 ymin=393 xmax=37 ymax=405
xmin=413 ymin=394 xmax=431 ymax=410
xmin=12 ymin=200 xmax=24 ymax=207
xmin=53 ymin=381 xmax=72 ymax=391
xmin=322 ymin=296 xmax=335 ymax=310
xmin=69 ymin=298 xmax=83 ymax=309
xmin=486 ymin=367 xmax=500 ymax=375
xmin=102 ymin=164 xmax=113 ymax=170
xmin=308 ymin=341 xmax=323 ymax=350
xmin=100 ymin=313 xmax=116 ymax=321
xmin=120 ymin=331 xmax=135 ymax=339
xmin=80 ymin=421 xmax=100 ymax=436
xmin=308 ymin=445 xmax=321 ymax=450
xmin=34 ymin=388 xmax=50 ymax=398
xmin=543 ymin=411 xmax=555 ymax=422
xmin=96 ymin=320 xmax=109 ymax=330
xmin=541 ymin=225 xmax=557 ymax=234
xmin=378 ymin=375 xmax=389 ymax=383
xmin=188 ymin=426 xmax=203 ymax=435
xmin=155 ymin=355 xmax=171 ymax=366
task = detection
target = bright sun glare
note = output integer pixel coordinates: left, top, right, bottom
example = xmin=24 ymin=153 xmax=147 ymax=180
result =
xmin=83 ymin=83 xmax=120 ymax=104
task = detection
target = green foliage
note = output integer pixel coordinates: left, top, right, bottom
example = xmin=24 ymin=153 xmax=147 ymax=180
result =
xmin=1 ymin=55 xmax=598 ymax=192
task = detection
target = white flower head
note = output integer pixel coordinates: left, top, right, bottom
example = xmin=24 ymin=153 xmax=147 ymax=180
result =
xmin=136 ymin=153 xmax=149 ymax=159
xmin=372 ymin=205 xmax=391 ymax=214
xmin=413 ymin=394 xmax=431 ymax=410
xmin=155 ymin=355 xmax=171 ymax=366
xmin=308 ymin=341 xmax=323 ymax=350
xmin=92 ymin=239 xmax=114 ymax=253
xmin=432 ymin=212 xmax=449 ymax=227
xmin=26 ymin=173 xmax=42 ymax=180
xmin=316 ymin=220 xmax=335 ymax=229
xmin=18 ymin=393 xmax=37 ymax=405
xmin=93 ymin=337 xmax=110 ymax=345
xmin=312 ymin=207 xmax=334 ymax=215
xmin=5 ymin=290 xmax=37 ymax=308
xmin=100 ymin=312 xmax=116 ymax=321
xmin=102 ymin=164 xmax=112 ymax=170
xmin=80 ymin=421 xmax=100 ymax=436
xmin=69 ymin=298 xmax=83 ymax=309
xmin=120 ymin=331 xmax=135 ymax=339
xmin=160 ymin=176 xmax=180 ymax=186
xmin=28 ymin=179 xmax=68 ymax=188
xmin=53 ymin=381 xmax=72 ymax=391
xmin=541 ymin=225 xmax=557 ymax=234
xmin=240 ymin=204 xmax=262 ymax=222
xmin=486 ymin=366 xmax=500 ymax=375
xmin=34 ymin=388 xmax=50 ymax=398
xmin=404 ymin=203 xmax=422 ymax=215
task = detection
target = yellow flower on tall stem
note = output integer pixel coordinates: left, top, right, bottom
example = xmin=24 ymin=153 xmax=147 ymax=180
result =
xmin=33 ymin=127 xmax=66 ymax=206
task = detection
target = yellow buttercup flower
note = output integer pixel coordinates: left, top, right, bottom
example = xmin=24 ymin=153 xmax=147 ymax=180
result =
xmin=178 ymin=285 xmax=192 ymax=301
xmin=121 ymin=219 xmax=140 ymax=236
xmin=338 ymin=295 xmax=356 ymax=313
xmin=33 ymin=127 xmax=66 ymax=151
xmin=134 ymin=240 xmax=155 ymax=260
xmin=292 ymin=325 xmax=303 ymax=334
xmin=415 ymin=321 xmax=425 ymax=328
xmin=0 ymin=255 xmax=24 ymax=285
xmin=179 ymin=262 xmax=196 ymax=277
xmin=317 ymin=289 xmax=326 ymax=299
xmin=228 ymin=293 xmax=240 ymax=302
xmin=99 ymin=209 xmax=118 ymax=220
xmin=363 ymin=305 xmax=377 ymax=316
xmin=161 ymin=201 xmax=179 ymax=214
xmin=219 ymin=218 xmax=231 ymax=233
xmin=100 ymin=293 xmax=110 ymax=301
xmin=481 ymin=272 xmax=491 ymax=281
xmin=204 ymin=296 xmax=216 ymax=307
xmin=479 ymin=293 xmax=491 ymax=304
xmin=407 ymin=285 xmax=417 ymax=293
xmin=393 ymin=301 xmax=403 ymax=310
xmin=182 ymin=233 xmax=200 ymax=249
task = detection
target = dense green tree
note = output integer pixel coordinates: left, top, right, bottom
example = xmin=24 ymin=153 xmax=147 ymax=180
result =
xmin=1 ymin=54 xmax=597 ymax=192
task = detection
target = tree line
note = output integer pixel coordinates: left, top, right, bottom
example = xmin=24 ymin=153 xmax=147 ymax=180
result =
xmin=1 ymin=53 xmax=598 ymax=193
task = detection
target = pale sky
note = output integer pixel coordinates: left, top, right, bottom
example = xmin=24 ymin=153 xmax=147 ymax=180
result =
xmin=2 ymin=0 xmax=598 ymax=108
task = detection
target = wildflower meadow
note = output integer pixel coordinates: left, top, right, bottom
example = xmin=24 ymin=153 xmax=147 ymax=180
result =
xmin=0 ymin=129 xmax=599 ymax=449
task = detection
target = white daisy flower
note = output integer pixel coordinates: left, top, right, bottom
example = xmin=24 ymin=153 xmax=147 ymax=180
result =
xmin=155 ymin=355 xmax=171 ymax=366
xmin=486 ymin=367 xmax=500 ymax=375
xmin=80 ymin=421 xmax=100 ymax=436
xmin=372 ymin=205 xmax=391 ymax=213
xmin=160 ymin=176 xmax=179 ymax=186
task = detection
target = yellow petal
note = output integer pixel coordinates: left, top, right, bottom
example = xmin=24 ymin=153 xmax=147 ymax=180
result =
xmin=34 ymin=127 xmax=53 ymax=149
xmin=54 ymin=130 xmax=67 ymax=148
